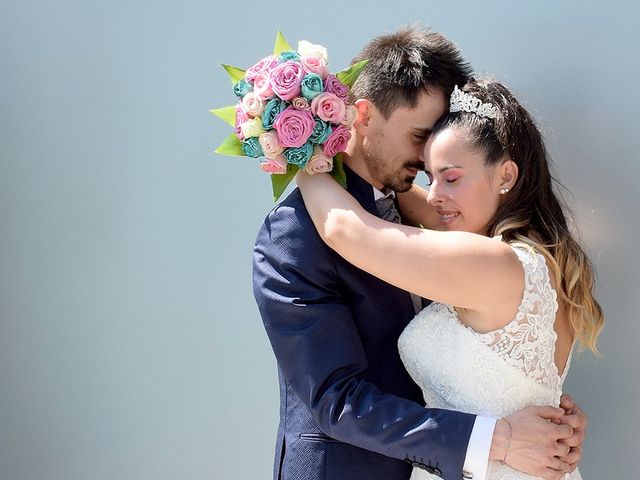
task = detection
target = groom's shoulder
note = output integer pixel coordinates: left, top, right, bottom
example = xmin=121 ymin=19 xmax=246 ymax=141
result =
xmin=256 ymin=187 xmax=319 ymax=243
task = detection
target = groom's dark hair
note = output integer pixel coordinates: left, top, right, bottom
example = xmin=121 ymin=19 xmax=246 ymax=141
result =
xmin=350 ymin=25 xmax=472 ymax=118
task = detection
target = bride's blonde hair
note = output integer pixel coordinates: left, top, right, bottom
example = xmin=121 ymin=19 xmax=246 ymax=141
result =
xmin=434 ymin=80 xmax=603 ymax=353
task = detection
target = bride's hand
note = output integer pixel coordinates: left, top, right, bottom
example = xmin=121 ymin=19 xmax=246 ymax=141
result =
xmin=491 ymin=406 xmax=573 ymax=480
xmin=397 ymin=185 xmax=440 ymax=229
xmin=556 ymin=394 xmax=587 ymax=472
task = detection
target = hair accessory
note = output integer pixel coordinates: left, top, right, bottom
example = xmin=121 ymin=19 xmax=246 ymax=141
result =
xmin=450 ymin=85 xmax=498 ymax=119
xmin=500 ymin=188 xmax=510 ymax=194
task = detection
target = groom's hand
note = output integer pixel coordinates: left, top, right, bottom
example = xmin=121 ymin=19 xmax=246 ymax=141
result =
xmin=489 ymin=406 xmax=573 ymax=480
xmin=556 ymin=393 xmax=588 ymax=472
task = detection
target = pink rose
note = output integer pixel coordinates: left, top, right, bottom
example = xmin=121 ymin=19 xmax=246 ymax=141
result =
xmin=324 ymin=74 xmax=350 ymax=102
xmin=253 ymin=70 xmax=274 ymax=100
xmin=258 ymin=131 xmax=284 ymax=159
xmin=304 ymin=146 xmax=334 ymax=175
xmin=291 ymin=96 xmax=311 ymax=111
xmin=241 ymin=92 xmax=265 ymax=117
xmin=270 ymin=61 xmax=304 ymax=101
xmin=323 ymin=125 xmax=351 ymax=158
xmin=301 ymin=56 xmax=328 ymax=79
xmin=245 ymin=55 xmax=278 ymax=83
xmin=311 ymin=92 xmax=346 ymax=124
xmin=234 ymin=103 xmax=249 ymax=140
xmin=259 ymin=155 xmax=288 ymax=175
xmin=272 ymin=106 xmax=315 ymax=148
xmin=341 ymin=105 xmax=358 ymax=127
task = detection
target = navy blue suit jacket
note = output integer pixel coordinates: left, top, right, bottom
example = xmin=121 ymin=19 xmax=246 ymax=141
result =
xmin=253 ymin=167 xmax=476 ymax=480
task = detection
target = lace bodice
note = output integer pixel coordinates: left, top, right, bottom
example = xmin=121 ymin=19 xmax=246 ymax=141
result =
xmin=398 ymin=243 xmax=580 ymax=480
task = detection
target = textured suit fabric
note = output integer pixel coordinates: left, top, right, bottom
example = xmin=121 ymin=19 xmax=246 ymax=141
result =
xmin=252 ymin=166 xmax=476 ymax=480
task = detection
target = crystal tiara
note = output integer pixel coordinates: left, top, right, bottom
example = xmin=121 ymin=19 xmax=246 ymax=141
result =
xmin=449 ymin=85 xmax=498 ymax=119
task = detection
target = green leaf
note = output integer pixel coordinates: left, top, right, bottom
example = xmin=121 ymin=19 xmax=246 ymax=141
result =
xmin=273 ymin=30 xmax=293 ymax=57
xmin=336 ymin=59 xmax=369 ymax=89
xmin=330 ymin=153 xmax=348 ymax=188
xmin=209 ymin=105 xmax=236 ymax=127
xmin=271 ymin=163 xmax=299 ymax=202
xmin=221 ymin=64 xmax=246 ymax=84
xmin=215 ymin=133 xmax=244 ymax=156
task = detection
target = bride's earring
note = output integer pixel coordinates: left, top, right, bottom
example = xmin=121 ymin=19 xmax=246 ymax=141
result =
xmin=500 ymin=188 xmax=510 ymax=195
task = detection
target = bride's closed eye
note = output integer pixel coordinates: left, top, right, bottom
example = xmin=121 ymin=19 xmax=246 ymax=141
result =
xmin=444 ymin=175 xmax=460 ymax=184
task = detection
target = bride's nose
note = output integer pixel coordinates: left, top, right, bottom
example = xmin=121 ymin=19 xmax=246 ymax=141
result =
xmin=426 ymin=180 xmax=444 ymax=205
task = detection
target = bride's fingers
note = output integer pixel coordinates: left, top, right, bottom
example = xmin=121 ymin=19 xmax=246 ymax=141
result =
xmin=558 ymin=446 xmax=582 ymax=468
xmin=541 ymin=466 xmax=569 ymax=480
xmin=559 ymin=427 xmax=585 ymax=448
xmin=558 ymin=412 xmax=585 ymax=429
xmin=559 ymin=393 xmax=576 ymax=413
xmin=554 ymin=423 xmax=574 ymax=440
xmin=553 ymin=442 xmax=571 ymax=458
xmin=540 ymin=457 xmax=571 ymax=480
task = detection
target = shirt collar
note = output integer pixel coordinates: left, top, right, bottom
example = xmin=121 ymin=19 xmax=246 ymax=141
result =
xmin=372 ymin=186 xmax=396 ymax=201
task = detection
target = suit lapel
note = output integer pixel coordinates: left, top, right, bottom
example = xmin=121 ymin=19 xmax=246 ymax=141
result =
xmin=342 ymin=164 xmax=417 ymax=316
xmin=344 ymin=165 xmax=378 ymax=216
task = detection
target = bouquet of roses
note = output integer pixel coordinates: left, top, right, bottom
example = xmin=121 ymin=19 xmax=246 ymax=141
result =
xmin=211 ymin=31 xmax=367 ymax=201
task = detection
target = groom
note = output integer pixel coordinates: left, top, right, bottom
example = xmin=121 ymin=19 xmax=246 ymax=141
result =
xmin=253 ymin=26 xmax=586 ymax=480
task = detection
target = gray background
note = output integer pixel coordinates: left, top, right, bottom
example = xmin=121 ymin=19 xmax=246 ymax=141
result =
xmin=1 ymin=1 xmax=638 ymax=479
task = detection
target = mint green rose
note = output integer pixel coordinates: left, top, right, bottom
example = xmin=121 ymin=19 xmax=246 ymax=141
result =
xmin=309 ymin=119 xmax=332 ymax=144
xmin=279 ymin=50 xmax=301 ymax=62
xmin=233 ymin=78 xmax=253 ymax=98
xmin=262 ymin=98 xmax=286 ymax=129
xmin=301 ymin=73 xmax=324 ymax=101
xmin=242 ymin=137 xmax=263 ymax=158
xmin=283 ymin=142 xmax=313 ymax=167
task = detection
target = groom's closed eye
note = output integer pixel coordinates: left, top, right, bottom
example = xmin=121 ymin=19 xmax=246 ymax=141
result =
xmin=412 ymin=129 xmax=432 ymax=142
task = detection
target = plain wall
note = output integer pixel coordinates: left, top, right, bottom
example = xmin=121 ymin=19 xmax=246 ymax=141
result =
xmin=1 ymin=1 xmax=638 ymax=478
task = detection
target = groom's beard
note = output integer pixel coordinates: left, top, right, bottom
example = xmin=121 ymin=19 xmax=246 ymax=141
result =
xmin=365 ymin=148 xmax=424 ymax=193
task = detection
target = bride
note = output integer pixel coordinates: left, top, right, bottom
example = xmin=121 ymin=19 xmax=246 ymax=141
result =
xmin=296 ymin=80 xmax=603 ymax=479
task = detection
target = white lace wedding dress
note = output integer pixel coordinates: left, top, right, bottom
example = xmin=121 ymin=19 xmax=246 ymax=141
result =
xmin=398 ymin=244 xmax=582 ymax=479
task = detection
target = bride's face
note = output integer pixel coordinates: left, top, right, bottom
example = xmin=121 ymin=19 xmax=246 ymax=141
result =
xmin=423 ymin=127 xmax=504 ymax=235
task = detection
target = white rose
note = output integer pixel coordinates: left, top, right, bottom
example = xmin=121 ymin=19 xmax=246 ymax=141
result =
xmin=341 ymin=105 xmax=359 ymax=127
xmin=259 ymin=131 xmax=284 ymax=159
xmin=240 ymin=117 xmax=266 ymax=138
xmin=304 ymin=146 xmax=334 ymax=175
xmin=297 ymin=40 xmax=328 ymax=63
xmin=242 ymin=92 xmax=265 ymax=118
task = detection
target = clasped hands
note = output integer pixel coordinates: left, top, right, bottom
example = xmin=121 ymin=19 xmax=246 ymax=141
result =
xmin=491 ymin=394 xmax=587 ymax=480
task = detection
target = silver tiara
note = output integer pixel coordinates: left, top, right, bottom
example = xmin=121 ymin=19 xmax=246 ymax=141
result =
xmin=449 ymin=85 xmax=498 ymax=119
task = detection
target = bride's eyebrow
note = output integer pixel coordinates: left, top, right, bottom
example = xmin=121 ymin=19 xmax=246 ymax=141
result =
xmin=436 ymin=164 xmax=462 ymax=173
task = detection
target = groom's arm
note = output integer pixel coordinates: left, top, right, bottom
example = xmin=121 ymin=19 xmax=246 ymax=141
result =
xmin=253 ymin=196 xmax=475 ymax=480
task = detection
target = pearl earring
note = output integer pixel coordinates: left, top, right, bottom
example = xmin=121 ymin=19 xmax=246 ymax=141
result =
xmin=500 ymin=188 xmax=510 ymax=195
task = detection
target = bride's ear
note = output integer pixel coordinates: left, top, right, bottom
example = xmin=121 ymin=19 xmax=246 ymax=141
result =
xmin=354 ymin=99 xmax=372 ymax=136
xmin=498 ymin=158 xmax=518 ymax=192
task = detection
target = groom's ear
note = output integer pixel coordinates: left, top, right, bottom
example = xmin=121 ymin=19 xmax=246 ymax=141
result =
xmin=354 ymin=99 xmax=372 ymax=135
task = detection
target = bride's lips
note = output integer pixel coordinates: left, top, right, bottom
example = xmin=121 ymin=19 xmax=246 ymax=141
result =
xmin=437 ymin=211 xmax=460 ymax=224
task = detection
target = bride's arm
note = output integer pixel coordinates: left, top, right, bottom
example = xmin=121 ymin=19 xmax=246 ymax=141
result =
xmin=297 ymin=172 xmax=522 ymax=316
xmin=397 ymin=184 xmax=440 ymax=229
